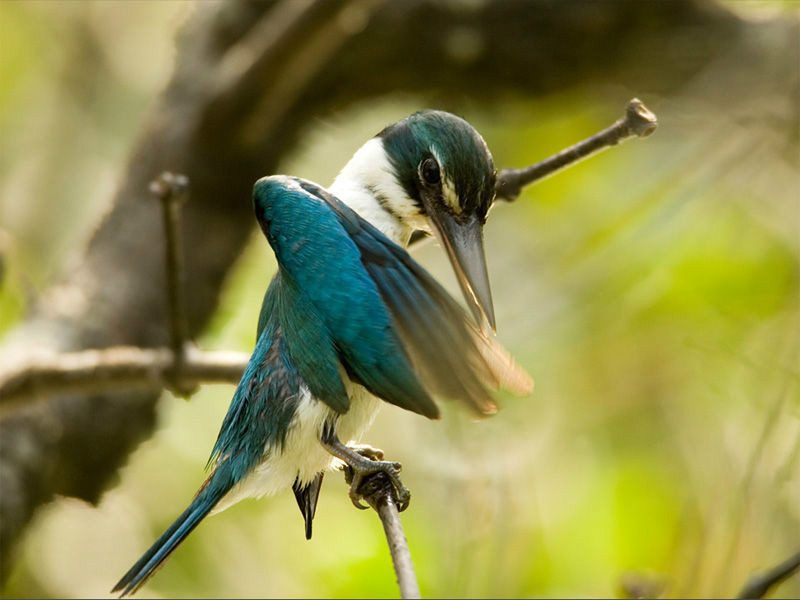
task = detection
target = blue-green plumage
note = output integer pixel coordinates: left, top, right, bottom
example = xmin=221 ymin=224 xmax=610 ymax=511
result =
xmin=254 ymin=176 xmax=439 ymax=418
xmin=113 ymin=110 xmax=532 ymax=597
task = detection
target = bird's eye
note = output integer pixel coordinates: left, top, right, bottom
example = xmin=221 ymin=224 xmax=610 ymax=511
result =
xmin=420 ymin=158 xmax=441 ymax=185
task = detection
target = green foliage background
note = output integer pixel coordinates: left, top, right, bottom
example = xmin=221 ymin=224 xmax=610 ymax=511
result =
xmin=1 ymin=2 xmax=797 ymax=598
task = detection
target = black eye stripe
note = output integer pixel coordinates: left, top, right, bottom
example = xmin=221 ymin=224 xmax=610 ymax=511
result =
xmin=420 ymin=157 xmax=441 ymax=185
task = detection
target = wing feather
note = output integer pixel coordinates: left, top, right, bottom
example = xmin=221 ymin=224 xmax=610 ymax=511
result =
xmin=253 ymin=175 xmax=532 ymax=420
xmin=254 ymin=176 xmax=438 ymax=418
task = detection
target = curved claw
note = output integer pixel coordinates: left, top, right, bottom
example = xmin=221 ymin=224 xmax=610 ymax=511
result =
xmin=349 ymin=487 xmax=371 ymax=510
xmin=395 ymin=488 xmax=411 ymax=512
xmin=346 ymin=468 xmax=372 ymax=509
xmin=347 ymin=460 xmax=409 ymax=511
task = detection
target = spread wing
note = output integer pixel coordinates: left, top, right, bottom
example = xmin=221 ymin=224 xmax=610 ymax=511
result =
xmin=304 ymin=179 xmax=533 ymax=412
xmin=253 ymin=175 xmax=531 ymax=419
xmin=255 ymin=176 xmax=438 ymax=418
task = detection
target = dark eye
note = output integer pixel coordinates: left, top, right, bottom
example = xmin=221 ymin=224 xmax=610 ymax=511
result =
xmin=420 ymin=157 xmax=440 ymax=185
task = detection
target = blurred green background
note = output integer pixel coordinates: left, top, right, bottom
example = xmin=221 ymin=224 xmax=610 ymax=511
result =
xmin=1 ymin=1 xmax=798 ymax=598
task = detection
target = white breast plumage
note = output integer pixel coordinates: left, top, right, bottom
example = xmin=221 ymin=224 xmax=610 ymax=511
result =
xmin=213 ymin=377 xmax=381 ymax=513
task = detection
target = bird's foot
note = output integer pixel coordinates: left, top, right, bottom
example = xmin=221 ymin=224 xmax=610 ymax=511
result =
xmin=321 ymin=432 xmax=410 ymax=512
xmin=348 ymin=443 xmax=384 ymax=462
xmin=342 ymin=443 xmax=386 ymax=486
xmin=344 ymin=455 xmax=410 ymax=512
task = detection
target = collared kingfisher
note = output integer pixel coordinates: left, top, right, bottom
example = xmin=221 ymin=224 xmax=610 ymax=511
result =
xmin=113 ymin=110 xmax=532 ymax=596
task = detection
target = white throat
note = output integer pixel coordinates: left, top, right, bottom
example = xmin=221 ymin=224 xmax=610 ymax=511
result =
xmin=328 ymin=138 xmax=427 ymax=246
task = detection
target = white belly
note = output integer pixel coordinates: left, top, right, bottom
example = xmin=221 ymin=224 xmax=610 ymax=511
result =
xmin=212 ymin=378 xmax=381 ymax=513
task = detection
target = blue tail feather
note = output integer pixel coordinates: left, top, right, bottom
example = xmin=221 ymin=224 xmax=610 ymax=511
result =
xmin=112 ymin=469 xmax=232 ymax=597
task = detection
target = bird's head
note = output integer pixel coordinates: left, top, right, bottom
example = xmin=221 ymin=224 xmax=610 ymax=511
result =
xmin=371 ymin=110 xmax=498 ymax=330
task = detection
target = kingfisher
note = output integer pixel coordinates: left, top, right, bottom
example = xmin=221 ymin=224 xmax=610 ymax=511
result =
xmin=113 ymin=110 xmax=533 ymax=596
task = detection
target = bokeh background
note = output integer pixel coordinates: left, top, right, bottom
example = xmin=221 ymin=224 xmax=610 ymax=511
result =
xmin=1 ymin=1 xmax=798 ymax=598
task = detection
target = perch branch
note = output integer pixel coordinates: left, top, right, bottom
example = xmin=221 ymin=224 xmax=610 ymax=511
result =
xmin=494 ymin=98 xmax=658 ymax=201
xmin=737 ymin=548 xmax=800 ymax=599
xmin=357 ymin=471 xmax=421 ymax=599
xmin=0 ymin=346 xmax=249 ymax=410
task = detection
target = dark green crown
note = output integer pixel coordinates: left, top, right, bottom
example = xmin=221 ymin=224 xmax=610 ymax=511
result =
xmin=378 ymin=111 xmax=496 ymax=221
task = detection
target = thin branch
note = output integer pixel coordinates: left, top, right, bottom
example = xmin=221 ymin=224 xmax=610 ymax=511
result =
xmin=715 ymin=335 xmax=800 ymax=595
xmin=737 ymin=548 xmax=800 ymax=599
xmin=495 ymin=98 xmax=658 ymax=201
xmin=150 ymin=171 xmax=194 ymax=396
xmin=357 ymin=471 xmax=421 ymax=599
xmin=0 ymin=346 xmax=248 ymax=410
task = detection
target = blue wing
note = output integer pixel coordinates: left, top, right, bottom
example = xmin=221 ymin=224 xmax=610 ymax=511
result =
xmin=254 ymin=175 xmax=439 ymax=418
xmin=254 ymin=176 xmax=531 ymax=419
xmin=313 ymin=184 xmax=502 ymax=414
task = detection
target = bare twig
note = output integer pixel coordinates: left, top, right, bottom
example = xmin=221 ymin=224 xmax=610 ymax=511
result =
xmin=715 ymin=336 xmax=799 ymax=595
xmin=495 ymin=98 xmax=658 ymax=201
xmin=357 ymin=471 xmax=421 ymax=599
xmin=150 ymin=172 xmax=195 ymax=396
xmin=737 ymin=548 xmax=800 ymax=599
xmin=0 ymin=346 xmax=248 ymax=410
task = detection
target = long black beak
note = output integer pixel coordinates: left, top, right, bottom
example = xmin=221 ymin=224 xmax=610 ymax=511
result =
xmin=429 ymin=210 xmax=496 ymax=332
